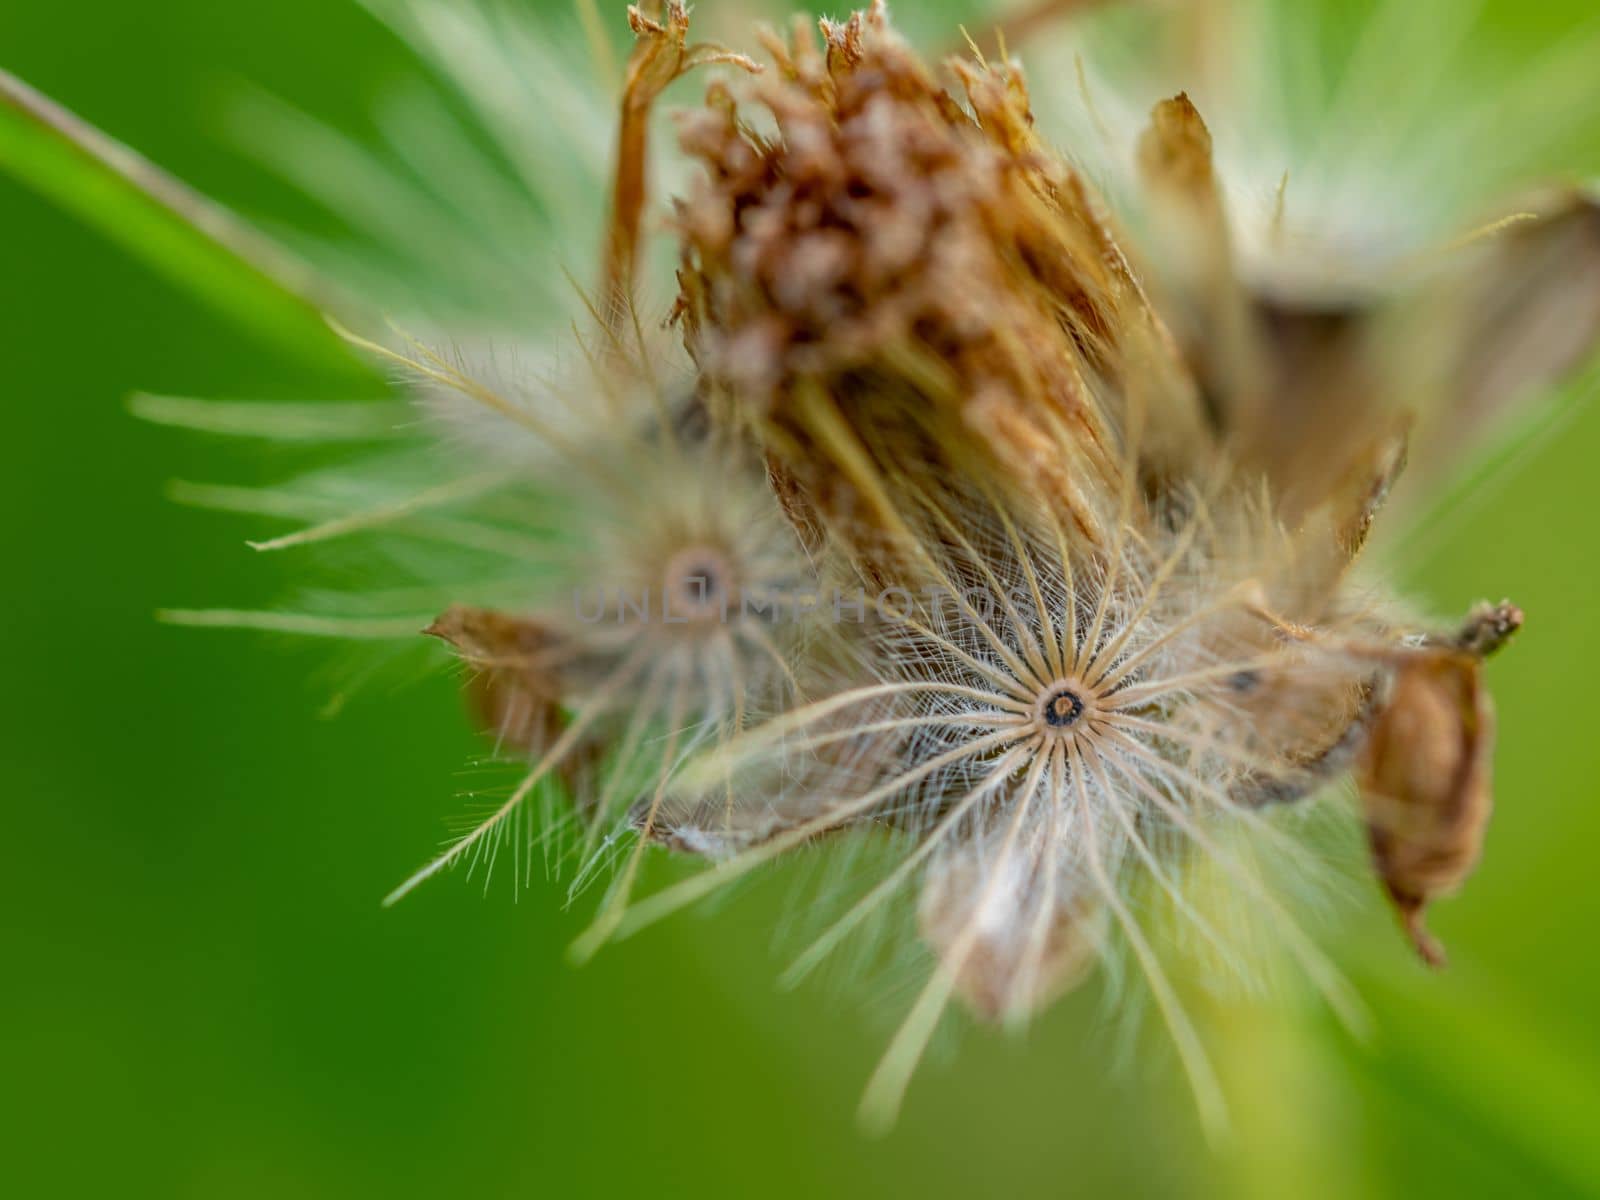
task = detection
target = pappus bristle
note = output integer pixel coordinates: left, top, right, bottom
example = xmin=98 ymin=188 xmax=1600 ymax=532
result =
xmin=1018 ymin=0 xmax=1600 ymax=293
xmin=139 ymin=302 xmax=843 ymax=927
xmin=362 ymin=358 xmax=833 ymax=944
xmin=233 ymin=0 xmax=623 ymax=327
xmin=609 ymin=448 xmax=1400 ymax=1131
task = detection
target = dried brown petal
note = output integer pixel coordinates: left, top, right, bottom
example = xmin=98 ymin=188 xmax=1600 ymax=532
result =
xmin=637 ymin=794 xmax=846 ymax=860
xmin=603 ymin=2 xmax=760 ymax=319
xmin=1136 ymin=94 xmax=1266 ymax=435
xmin=1411 ymin=189 xmax=1600 ymax=481
xmin=1358 ymin=649 xmax=1499 ymax=967
xmin=425 ymin=604 xmax=568 ymax=754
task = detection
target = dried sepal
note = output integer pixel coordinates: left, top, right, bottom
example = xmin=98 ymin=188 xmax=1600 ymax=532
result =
xmin=636 ymin=782 xmax=857 ymax=861
xmin=637 ymin=665 xmax=907 ymax=861
xmin=1283 ymin=417 xmax=1411 ymax=604
xmin=1403 ymin=190 xmax=1600 ymax=485
xmin=1450 ymin=601 xmax=1525 ymax=660
xmin=604 ymin=1 xmax=761 ymax=317
xmin=1357 ymin=627 xmax=1513 ymax=967
xmin=1137 ymin=93 xmax=1267 ymax=439
xmin=425 ymin=604 xmax=568 ymax=754
xmin=1354 ymin=603 xmax=1522 ymax=965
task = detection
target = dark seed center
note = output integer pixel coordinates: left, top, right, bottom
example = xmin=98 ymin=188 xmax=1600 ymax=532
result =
xmin=1043 ymin=688 xmax=1084 ymax=728
xmin=678 ymin=560 xmax=724 ymax=602
xmin=663 ymin=547 xmax=735 ymax=622
xmin=1227 ymin=668 xmax=1261 ymax=694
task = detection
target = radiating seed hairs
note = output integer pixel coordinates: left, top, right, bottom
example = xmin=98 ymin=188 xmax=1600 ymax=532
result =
xmin=231 ymin=0 xmax=624 ymax=327
xmin=144 ymin=302 xmax=842 ymax=938
xmin=144 ymin=3 xmax=810 ymax=938
xmin=609 ymin=437 xmax=1407 ymax=1134
xmin=362 ymin=338 xmax=837 ymax=958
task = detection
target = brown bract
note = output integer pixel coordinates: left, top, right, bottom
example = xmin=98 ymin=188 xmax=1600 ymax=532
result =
xmin=1356 ymin=604 xmax=1522 ymax=966
xmin=603 ymin=2 xmax=760 ymax=323
xmin=425 ymin=604 xmax=568 ymax=755
xmin=1359 ymin=653 xmax=1496 ymax=967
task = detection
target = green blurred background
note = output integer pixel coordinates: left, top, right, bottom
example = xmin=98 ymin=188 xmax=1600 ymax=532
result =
xmin=3 ymin=2 xmax=1599 ymax=1196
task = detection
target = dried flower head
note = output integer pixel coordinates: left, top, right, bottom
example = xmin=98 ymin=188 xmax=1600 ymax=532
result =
xmin=15 ymin=0 xmax=1599 ymax=1138
xmin=672 ymin=6 xmax=1200 ymax=555
xmin=607 ymin=1 xmax=1593 ymax=1127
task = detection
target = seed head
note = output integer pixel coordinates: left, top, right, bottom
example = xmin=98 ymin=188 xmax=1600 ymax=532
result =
xmin=614 ymin=1 xmax=1588 ymax=1129
xmin=92 ymin=0 xmax=1600 ymax=1138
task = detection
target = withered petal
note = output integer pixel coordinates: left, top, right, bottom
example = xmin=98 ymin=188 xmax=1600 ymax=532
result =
xmin=1137 ymin=93 xmax=1269 ymax=441
xmin=1424 ymin=191 xmax=1600 ymax=469
xmin=426 ymin=604 xmax=570 ymax=755
xmin=1358 ymin=646 xmax=1499 ymax=967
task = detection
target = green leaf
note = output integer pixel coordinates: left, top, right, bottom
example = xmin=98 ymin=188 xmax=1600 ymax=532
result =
xmin=0 ymin=67 xmax=362 ymax=373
